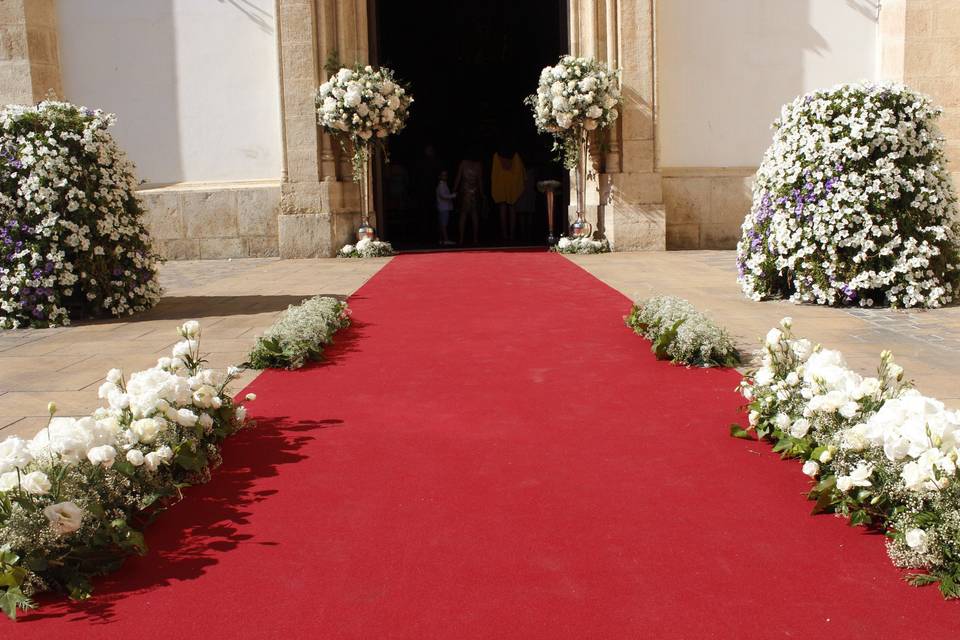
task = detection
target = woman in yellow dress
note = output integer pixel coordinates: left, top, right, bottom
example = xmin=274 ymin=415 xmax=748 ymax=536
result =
xmin=491 ymin=147 xmax=526 ymax=242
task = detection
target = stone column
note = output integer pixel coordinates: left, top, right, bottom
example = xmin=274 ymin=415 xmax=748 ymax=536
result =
xmin=276 ymin=0 xmax=364 ymax=258
xmin=0 ymin=0 xmax=62 ymax=105
xmin=880 ymin=0 xmax=960 ymax=186
xmin=568 ymin=0 xmax=664 ymax=250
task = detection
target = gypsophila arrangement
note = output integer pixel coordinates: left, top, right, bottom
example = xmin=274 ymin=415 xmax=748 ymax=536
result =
xmin=553 ymin=236 xmax=610 ymax=255
xmin=316 ymin=65 xmax=413 ymax=181
xmin=626 ymin=295 xmax=740 ymax=367
xmin=525 ymin=55 xmax=621 ymax=169
xmin=0 ymin=101 xmax=161 ymax=329
xmin=0 ymin=322 xmax=255 ymax=618
xmin=247 ymin=296 xmax=351 ymax=370
xmin=737 ymin=82 xmax=960 ymax=308
xmin=338 ymin=238 xmax=395 ymax=259
xmin=734 ymin=317 xmax=960 ymax=599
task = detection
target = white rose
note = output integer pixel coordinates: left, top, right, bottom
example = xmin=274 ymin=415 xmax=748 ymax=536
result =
xmin=126 ymin=449 xmax=145 ymax=466
xmin=172 ymin=339 xmax=197 ymax=359
xmin=381 ymin=108 xmax=395 ymax=123
xmin=586 ymin=105 xmax=602 ymax=119
xmin=380 ymin=80 xmax=395 ymax=95
xmin=340 ymin=244 xmax=355 ymax=255
xmin=785 ymin=372 xmax=800 ymax=386
xmin=336 ymin=68 xmax=353 ymax=82
xmin=818 ymin=448 xmax=833 ymax=463
xmin=344 ymin=89 xmax=362 ymax=107
xmin=144 ymin=451 xmax=162 ymax=472
xmin=21 ymin=470 xmax=51 ymax=495
xmin=905 ymin=528 xmax=928 ymax=551
xmin=199 ymin=413 xmax=214 ymax=429
xmin=802 ymin=460 xmax=820 ymax=477
xmin=106 ymin=368 xmax=123 ymax=384
xmin=748 ymin=410 xmax=760 ymax=426
xmin=774 ymin=413 xmax=791 ymax=430
xmin=130 ymin=418 xmax=162 ymax=444
xmin=43 ymin=501 xmax=84 ymax=535
xmin=192 ymin=385 xmax=217 ymax=408
xmin=87 ymin=444 xmax=117 ymax=468
xmin=836 ymin=475 xmax=853 ymax=492
xmin=245 ymin=393 xmax=257 ymax=402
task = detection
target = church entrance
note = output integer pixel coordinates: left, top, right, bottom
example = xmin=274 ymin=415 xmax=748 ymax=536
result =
xmin=371 ymin=0 xmax=569 ymax=249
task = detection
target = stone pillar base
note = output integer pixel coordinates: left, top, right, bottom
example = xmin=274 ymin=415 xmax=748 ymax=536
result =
xmin=604 ymin=203 xmax=666 ymax=251
xmin=279 ymin=213 xmax=333 ymax=258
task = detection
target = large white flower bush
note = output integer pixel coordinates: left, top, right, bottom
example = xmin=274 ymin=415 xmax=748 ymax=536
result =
xmin=625 ymin=296 xmax=739 ymax=367
xmin=247 ymin=295 xmax=351 ymax=370
xmin=526 ymin=55 xmax=621 ymax=169
xmin=0 ymin=101 xmax=161 ymax=328
xmin=0 ymin=322 xmax=253 ymax=618
xmin=316 ymin=65 xmax=413 ymax=178
xmin=737 ymin=83 xmax=960 ymax=308
xmin=736 ymin=318 xmax=960 ymax=598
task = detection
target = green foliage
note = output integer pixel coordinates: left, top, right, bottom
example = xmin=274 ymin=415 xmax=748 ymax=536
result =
xmin=625 ymin=296 xmax=740 ymax=367
xmin=247 ymin=296 xmax=351 ymax=370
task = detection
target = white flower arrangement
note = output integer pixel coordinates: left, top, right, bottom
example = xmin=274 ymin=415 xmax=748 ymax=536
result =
xmin=553 ymin=236 xmax=610 ymax=254
xmin=625 ymin=295 xmax=740 ymax=367
xmin=526 ymin=55 xmax=621 ymax=169
xmin=0 ymin=101 xmax=161 ymax=329
xmin=247 ymin=295 xmax=351 ymax=370
xmin=337 ymin=237 xmax=395 ymax=259
xmin=316 ymin=65 xmax=413 ymax=180
xmin=0 ymin=322 xmax=253 ymax=618
xmin=736 ymin=317 xmax=960 ymax=598
xmin=737 ymin=82 xmax=960 ymax=308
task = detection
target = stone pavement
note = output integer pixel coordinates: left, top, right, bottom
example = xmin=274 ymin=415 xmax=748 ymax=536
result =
xmin=0 ymin=257 xmax=390 ymax=439
xmin=567 ymin=251 xmax=960 ymax=408
xmin=2 ymin=250 xmax=958 ymax=442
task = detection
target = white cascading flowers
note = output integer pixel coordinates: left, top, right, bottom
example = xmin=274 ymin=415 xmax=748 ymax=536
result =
xmin=0 ymin=321 xmax=256 ymax=618
xmin=0 ymin=101 xmax=161 ymax=329
xmin=736 ymin=317 xmax=960 ymax=599
xmin=738 ymin=82 xmax=960 ymax=308
xmin=338 ymin=236 xmax=395 ymax=259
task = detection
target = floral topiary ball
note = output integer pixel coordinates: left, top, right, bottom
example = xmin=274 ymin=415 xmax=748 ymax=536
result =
xmin=0 ymin=101 xmax=161 ymax=328
xmin=737 ymin=82 xmax=960 ymax=308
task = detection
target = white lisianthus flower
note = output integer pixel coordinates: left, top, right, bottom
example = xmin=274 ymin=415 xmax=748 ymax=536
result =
xmin=340 ymin=244 xmax=355 ymax=255
xmin=106 ymin=368 xmax=123 ymax=384
xmin=0 ymin=436 xmax=33 ymax=473
xmin=0 ymin=471 xmax=18 ymax=492
xmin=155 ymin=445 xmax=174 ymax=464
xmin=144 ymin=451 xmax=162 ymax=472
xmin=176 ymin=408 xmax=199 ymax=427
xmin=905 ymin=528 xmax=928 ymax=551
xmin=130 ymin=418 xmax=162 ymax=444
xmin=818 ymin=448 xmax=833 ymax=463
xmin=179 ymin=320 xmax=201 ymax=339
xmin=43 ymin=501 xmax=85 ymax=534
xmin=801 ymin=460 xmax=820 ymax=477
xmin=126 ymin=449 xmax=145 ymax=466
xmin=21 ymin=470 xmax=51 ymax=495
xmin=789 ymin=418 xmax=811 ymax=438
xmin=557 ymin=237 xmax=572 ymax=250
xmin=87 ymin=444 xmax=117 ymax=468
xmin=245 ymin=393 xmax=257 ymax=402
xmin=774 ymin=413 xmax=791 ymax=430
xmin=765 ymin=328 xmax=783 ymax=347
xmin=837 ymin=462 xmax=874 ymax=492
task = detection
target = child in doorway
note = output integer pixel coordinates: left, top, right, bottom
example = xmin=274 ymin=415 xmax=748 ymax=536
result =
xmin=436 ymin=170 xmax=456 ymax=245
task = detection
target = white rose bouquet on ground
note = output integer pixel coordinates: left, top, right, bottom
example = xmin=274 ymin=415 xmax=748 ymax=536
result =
xmin=0 ymin=322 xmax=254 ymax=619
xmin=734 ymin=317 xmax=960 ymax=599
xmin=737 ymin=82 xmax=960 ymax=308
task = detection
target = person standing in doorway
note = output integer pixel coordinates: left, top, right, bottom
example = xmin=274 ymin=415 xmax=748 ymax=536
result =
xmin=436 ymin=170 xmax=456 ymax=245
xmin=491 ymin=146 xmax=526 ymax=242
xmin=454 ymin=152 xmax=483 ymax=245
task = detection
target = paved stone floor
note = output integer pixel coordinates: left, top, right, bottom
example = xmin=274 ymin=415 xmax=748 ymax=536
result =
xmin=0 ymin=257 xmax=389 ymax=439
xmin=2 ymin=250 xmax=958 ymax=441
xmin=568 ymin=250 xmax=960 ymax=408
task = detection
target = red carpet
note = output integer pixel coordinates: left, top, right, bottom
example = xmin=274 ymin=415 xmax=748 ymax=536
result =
xmin=12 ymin=251 xmax=960 ymax=637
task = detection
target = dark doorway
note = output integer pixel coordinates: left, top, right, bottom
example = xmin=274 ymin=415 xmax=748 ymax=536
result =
xmin=371 ymin=0 xmax=569 ymax=249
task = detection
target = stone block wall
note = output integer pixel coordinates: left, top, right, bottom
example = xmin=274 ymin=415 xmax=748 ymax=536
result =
xmin=662 ymin=168 xmax=754 ymax=250
xmin=0 ymin=0 xmax=61 ymax=104
xmin=138 ymin=181 xmax=281 ymax=260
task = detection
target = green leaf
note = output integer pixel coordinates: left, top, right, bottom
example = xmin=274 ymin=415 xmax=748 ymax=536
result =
xmin=729 ymin=424 xmax=754 ymax=440
xmin=811 ymin=488 xmax=837 ymax=515
xmin=849 ymin=510 xmax=871 ymax=527
xmin=175 ymin=447 xmax=207 ymax=472
xmin=905 ymin=572 xmax=940 ymax=587
xmin=0 ymin=586 xmax=35 ymax=620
